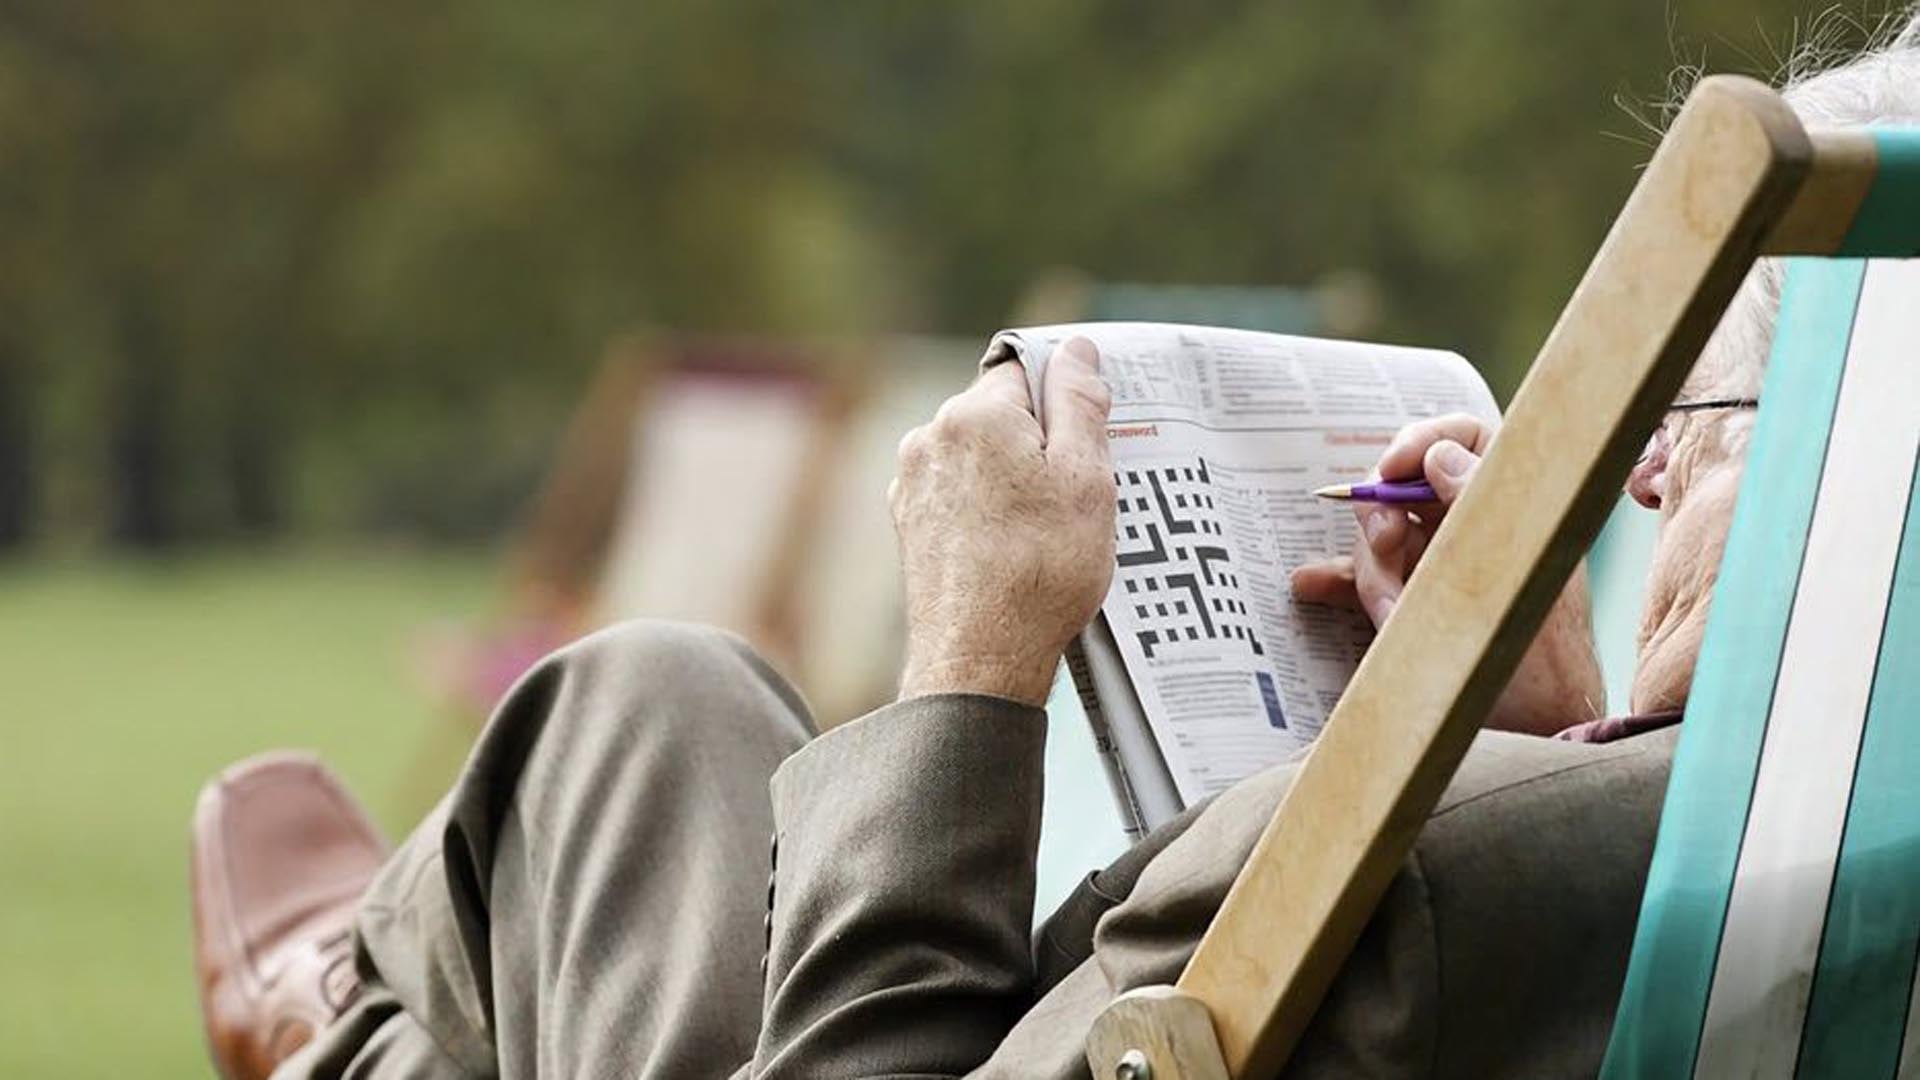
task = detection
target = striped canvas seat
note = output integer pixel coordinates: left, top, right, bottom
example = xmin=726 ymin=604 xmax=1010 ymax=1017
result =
xmin=1603 ymin=131 xmax=1920 ymax=1079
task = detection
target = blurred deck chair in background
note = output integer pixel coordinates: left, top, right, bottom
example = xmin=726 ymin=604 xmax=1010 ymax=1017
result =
xmin=423 ymin=333 xmax=978 ymax=740
xmin=509 ymin=334 xmax=854 ymax=673
xmin=400 ymin=335 xmax=856 ymax=803
xmin=569 ymin=337 xmax=853 ymax=671
xmin=1082 ymin=78 xmax=1920 ymax=1079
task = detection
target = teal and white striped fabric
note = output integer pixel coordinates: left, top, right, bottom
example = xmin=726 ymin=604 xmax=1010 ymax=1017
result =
xmin=1603 ymin=131 xmax=1920 ymax=1079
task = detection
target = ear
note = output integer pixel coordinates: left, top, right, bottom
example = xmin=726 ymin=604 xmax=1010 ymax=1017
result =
xmin=1627 ymin=425 xmax=1671 ymax=509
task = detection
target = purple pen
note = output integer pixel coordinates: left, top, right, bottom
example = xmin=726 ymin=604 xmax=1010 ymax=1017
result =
xmin=1311 ymin=479 xmax=1438 ymax=504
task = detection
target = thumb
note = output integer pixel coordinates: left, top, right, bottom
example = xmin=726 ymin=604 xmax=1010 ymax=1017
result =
xmin=1423 ymin=439 xmax=1479 ymax=504
xmin=1041 ymin=337 xmax=1111 ymax=462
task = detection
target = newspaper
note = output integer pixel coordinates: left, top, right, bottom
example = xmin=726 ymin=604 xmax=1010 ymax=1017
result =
xmin=982 ymin=322 xmax=1499 ymax=836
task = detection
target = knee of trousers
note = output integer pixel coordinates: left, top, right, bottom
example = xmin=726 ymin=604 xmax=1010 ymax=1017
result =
xmin=498 ymin=618 xmax=816 ymax=772
xmin=379 ymin=618 xmax=811 ymax=1066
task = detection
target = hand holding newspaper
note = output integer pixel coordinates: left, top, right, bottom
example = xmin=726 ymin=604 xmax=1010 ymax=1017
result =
xmin=981 ymin=322 xmax=1499 ymax=836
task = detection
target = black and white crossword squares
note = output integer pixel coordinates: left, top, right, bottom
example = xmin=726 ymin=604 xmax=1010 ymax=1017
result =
xmin=1113 ymin=458 xmax=1263 ymax=660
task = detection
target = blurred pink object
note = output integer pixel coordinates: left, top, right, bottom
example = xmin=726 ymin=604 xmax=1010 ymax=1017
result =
xmin=412 ymin=616 xmax=578 ymax=718
xmin=468 ymin=620 xmax=576 ymax=712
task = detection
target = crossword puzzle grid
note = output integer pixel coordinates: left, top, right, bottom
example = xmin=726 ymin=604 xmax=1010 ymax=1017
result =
xmin=1113 ymin=459 xmax=1264 ymax=659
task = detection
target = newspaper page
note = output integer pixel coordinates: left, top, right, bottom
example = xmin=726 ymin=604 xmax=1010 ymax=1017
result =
xmin=983 ymin=322 xmax=1499 ymax=819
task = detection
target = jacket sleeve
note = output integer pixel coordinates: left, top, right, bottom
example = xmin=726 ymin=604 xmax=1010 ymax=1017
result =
xmin=750 ymin=693 xmax=1048 ymax=1078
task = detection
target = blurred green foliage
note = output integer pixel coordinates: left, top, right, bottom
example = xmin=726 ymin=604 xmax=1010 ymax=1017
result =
xmin=0 ymin=0 xmax=1882 ymax=547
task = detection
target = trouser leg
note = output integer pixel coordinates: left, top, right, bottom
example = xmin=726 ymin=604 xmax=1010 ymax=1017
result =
xmin=274 ymin=986 xmax=462 ymax=1080
xmin=277 ymin=621 xmax=814 ymax=1079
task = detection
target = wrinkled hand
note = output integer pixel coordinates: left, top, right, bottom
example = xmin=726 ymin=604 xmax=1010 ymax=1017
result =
xmin=890 ymin=338 xmax=1116 ymax=706
xmin=1290 ymin=413 xmax=1606 ymax=734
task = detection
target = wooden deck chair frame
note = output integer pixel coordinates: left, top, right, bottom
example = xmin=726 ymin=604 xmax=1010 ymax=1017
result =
xmin=1083 ymin=74 xmax=1918 ymax=1080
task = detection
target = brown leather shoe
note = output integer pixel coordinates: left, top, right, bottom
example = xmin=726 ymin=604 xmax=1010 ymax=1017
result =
xmin=191 ymin=752 xmax=390 ymax=1080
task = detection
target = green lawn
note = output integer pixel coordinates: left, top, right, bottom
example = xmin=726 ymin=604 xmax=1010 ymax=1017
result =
xmin=0 ymin=553 xmax=493 ymax=1079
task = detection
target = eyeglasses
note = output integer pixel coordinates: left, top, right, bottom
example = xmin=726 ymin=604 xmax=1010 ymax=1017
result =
xmin=1637 ymin=398 xmax=1759 ymax=468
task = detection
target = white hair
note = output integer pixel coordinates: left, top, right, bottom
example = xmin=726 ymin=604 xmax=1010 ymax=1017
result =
xmin=1681 ymin=6 xmax=1920 ymax=460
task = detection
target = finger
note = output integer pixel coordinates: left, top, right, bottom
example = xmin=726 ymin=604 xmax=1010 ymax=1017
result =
xmin=1352 ymin=536 xmax=1404 ymax=628
xmin=1422 ymin=439 xmax=1480 ymax=505
xmin=1402 ymin=523 xmax=1431 ymax=577
xmin=1352 ymin=508 xmax=1410 ymax=628
xmin=1041 ymin=337 xmax=1112 ymax=463
xmin=1359 ymin=503 xmax=1409 ymax=560
xmin=1375 ymin=413 xmax=1493 ymax=481
xmin=1291 ymin=557 xmax=1363 ymax=611
xmin=971 ymin=359 xmax=1037 ymax=416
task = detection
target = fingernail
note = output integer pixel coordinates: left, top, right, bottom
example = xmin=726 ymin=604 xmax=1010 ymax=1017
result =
xmin=1430 ymin=441 xmax=1473 ymax=481
xmin=1059 ymin=337 xmax=1098 ymax=370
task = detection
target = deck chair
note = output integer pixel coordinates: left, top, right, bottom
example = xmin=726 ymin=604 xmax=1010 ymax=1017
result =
xmin=1082 ymin=75 xmax=1920 ymax=1079
xmin=1602 ymin=209 xmax=1920 ymax=1070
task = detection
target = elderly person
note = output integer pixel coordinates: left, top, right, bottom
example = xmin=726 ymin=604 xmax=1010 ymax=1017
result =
xmin=190 ymin=32 xmax=1920 ymax=1080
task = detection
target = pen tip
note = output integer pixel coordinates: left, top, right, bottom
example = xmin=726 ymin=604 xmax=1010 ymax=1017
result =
xmin=1312 ymin=484 xmax=1351 ymax=499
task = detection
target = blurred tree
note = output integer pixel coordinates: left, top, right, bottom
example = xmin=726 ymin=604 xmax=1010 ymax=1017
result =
xmin=0 ymin=340 xmax=28 ymax=551
xmin=0 ymin=0 xmax=1884 ymax=546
